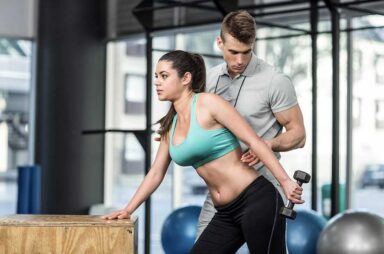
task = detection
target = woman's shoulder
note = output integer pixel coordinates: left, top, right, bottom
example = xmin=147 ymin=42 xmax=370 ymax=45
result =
xmin=198 ymin=92 xmax=225 ymax=102
xmin=197 ymin=92 xmax=229 ymax=111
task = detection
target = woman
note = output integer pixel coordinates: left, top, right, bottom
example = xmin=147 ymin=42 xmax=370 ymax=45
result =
xmin=102 ymin=50 xmax=303 ymax=253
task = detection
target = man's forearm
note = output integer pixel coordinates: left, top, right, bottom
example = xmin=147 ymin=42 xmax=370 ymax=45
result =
xmin=269 ymin=129 xmax=306 ymax=152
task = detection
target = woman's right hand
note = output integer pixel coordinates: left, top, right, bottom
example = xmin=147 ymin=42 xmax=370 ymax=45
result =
xmin=101 ymin=209 xmax=131 ymax=220
xmin=281 ymin=178 xmax=304 ymax=204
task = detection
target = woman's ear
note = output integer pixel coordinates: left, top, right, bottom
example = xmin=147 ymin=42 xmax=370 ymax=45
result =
xmin=182 ymin=72 xmax=192 ymax=86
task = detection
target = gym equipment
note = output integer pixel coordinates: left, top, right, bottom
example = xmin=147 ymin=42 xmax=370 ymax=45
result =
xmin=0 ymin=215 xmax=138 ymax=253
xmin=280 ymin=170 xmax=311 ymax=219
xmin=317 ymin=210 xmax=384 ymax=254
xmin=287 ymin=209 xmax=327 ymax=254
xmin=321 ymin=183 xmax=346 ymax=218
xmin=17 ymin=165 xmax=41 ymax=214
xmin=161 ymin=205 xmax=201 ymax=254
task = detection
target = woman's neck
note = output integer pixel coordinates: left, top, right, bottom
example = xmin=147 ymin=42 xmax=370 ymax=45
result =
xmin=173 ymin=91 xmax=194 ymax=119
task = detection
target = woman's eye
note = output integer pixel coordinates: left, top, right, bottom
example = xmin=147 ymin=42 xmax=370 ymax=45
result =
xmin=162 ymin=75 xmax=167 ymax=79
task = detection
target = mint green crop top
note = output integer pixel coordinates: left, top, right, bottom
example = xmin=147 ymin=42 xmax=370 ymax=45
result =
xmin=169 ymin=94 xmax=240 ymax=168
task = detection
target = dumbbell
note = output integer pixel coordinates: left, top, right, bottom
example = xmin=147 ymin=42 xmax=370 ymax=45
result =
xmin=280 ymin=170 xmax=311 ymax=220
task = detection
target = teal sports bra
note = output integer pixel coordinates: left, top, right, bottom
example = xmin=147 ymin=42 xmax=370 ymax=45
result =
xmin=169 ymin=94 xmax=240 ymax=168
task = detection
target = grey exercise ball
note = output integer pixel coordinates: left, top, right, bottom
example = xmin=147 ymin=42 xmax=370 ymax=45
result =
xmin=317 ymin=210 xmax=384 ymax=254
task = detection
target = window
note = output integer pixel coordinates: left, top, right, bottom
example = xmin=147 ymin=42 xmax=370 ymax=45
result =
xmin=351 ymin=24 xmax=384 ymax=217
xmin=353 ymin=97 xmax=362 ymax=128
xmin=376 ymin=100 xmax=384 ymax=129
xmin=353 ymin=49 xmax=362 ymax=81
xmin=122 ymin=134 xmax=145 ymax=174
xmin=375 ymin=54 xmax=384 ymax=84
xmin=125 ymin=39 xmax=146 ymax=57
xmin=124 ymin=74 xmax=146 ymax=115
xmin=0 ymin=38 xmax=33 ymax=214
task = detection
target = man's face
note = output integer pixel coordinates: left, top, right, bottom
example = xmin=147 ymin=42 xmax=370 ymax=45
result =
xmin=217 ymin=34 xmax=254 ymax=77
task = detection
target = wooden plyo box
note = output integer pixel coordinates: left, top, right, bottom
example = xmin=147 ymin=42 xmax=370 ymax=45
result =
xmin=0 ymin=215 xmax=137 ymax=254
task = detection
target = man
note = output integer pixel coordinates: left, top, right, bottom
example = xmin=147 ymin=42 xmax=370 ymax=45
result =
xmin=197 ymin=10 xmax=306 ymax=241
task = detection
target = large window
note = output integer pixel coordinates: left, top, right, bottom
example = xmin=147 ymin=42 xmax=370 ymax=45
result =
xmin=375 ymin=54 xmax=384 ymax=84
xmin=105 ymin=13 xmax=384 ymax=254
xmin=0 ymin=38 xmax=33 ymax=214
xmin=105 ymin=38 xmax=148 ymax=254
xmin=350 ymin=15 xmax=384 ymax=216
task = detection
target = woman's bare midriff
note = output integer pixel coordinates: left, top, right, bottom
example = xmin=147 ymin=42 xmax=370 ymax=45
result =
xmin=196 ymin=147 xmax=261 ymax=206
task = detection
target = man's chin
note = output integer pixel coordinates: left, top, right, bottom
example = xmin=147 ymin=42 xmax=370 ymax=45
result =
xmin=231 ymin=67 xmax=245 ymax=74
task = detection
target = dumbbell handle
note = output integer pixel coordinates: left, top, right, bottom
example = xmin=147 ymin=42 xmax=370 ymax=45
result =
xmin=285 ymin=181 xmax=303 ymax=209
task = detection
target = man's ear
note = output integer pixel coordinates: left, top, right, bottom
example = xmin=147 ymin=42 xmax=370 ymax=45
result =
xmin=182 ymin=72 xmax=192 ymax=86
xmin=216 ymin=36 xmax=224 ymax=50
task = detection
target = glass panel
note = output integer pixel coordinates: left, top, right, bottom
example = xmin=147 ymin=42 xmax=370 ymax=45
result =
xmin=105 ymin=37 xmax=147 ymax=253
xmin=124 ymin=74 xmax=146 ymax=115
xmin=106 ymin=38 xmax=147 ymax=130
xmin=257 ymin=31 xmax=313 ymax=210
xmin=376 ymin=100 xmax=384 ymax=129
xmin=351 ymin=21 xmax=384 ymax=216
xmin=0 ymin=38 xmax=33 ymax=214
xmin=153 ymin=35 xmax=175 ymax=51
xmin=375 ymin=54 xmax=384 ymax=84
xmin=180 ymin=27 xmax=220 ymax=56
xmin=104 ymin=132 xmax=145 ymax=254
xmin=150 ymin=133 xmax=173 ymax=254
xmin=315 ymin=30 xmax=336 ymax=217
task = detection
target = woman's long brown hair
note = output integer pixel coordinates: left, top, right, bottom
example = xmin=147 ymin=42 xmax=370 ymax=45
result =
xmin=156 ymin=50 xmax=206 ymax=140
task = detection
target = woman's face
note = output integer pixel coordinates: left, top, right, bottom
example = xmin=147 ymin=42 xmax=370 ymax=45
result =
xmin=154 ymin=60 xmax=184 ymax=101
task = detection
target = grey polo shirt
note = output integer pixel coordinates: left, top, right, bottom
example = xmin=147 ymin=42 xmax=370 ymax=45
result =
xmin=206 ymin=53 xmax=298 ymax=169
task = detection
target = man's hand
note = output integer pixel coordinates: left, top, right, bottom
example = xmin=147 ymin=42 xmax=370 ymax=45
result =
xmin=240 ymin=140 xmax=272 ymax=166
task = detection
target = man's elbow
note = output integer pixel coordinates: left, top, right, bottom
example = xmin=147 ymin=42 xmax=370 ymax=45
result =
xmin=297 ymin=132 xmax=306 ymax=148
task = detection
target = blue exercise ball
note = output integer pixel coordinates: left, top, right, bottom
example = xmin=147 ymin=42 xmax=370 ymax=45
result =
xmin=161 ymin=205 xmax=202 ymax=254
xmin=317 ymin=210 xmax=384 ymax=254
xmin=287 ymin=209 xmax=327 ymax=254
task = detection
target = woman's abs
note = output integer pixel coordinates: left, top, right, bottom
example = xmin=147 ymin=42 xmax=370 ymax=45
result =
xmin=196 ymin=149 xmax=261 ymax=206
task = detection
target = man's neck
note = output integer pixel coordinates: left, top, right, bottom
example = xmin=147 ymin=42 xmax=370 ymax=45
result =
xmin=228 ymin=70 xmax=242 ymax=79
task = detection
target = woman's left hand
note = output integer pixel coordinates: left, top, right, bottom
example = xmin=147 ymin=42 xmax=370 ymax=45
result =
xmin=241 ymin=140 xmax=272 ymax=166
xmin=241 ymin=149 xmax=259 ymax=166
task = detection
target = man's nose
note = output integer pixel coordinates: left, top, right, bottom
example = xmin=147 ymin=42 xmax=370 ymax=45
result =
xmin=236 ymin=55 xmax=244 ymax=65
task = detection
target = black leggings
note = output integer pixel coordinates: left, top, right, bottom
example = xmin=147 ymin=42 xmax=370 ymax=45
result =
xmin=190 ymin=176 xmax=286 ymax=254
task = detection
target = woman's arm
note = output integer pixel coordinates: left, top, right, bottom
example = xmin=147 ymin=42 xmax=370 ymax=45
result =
xmin=203 ymin=93 xmax=303 ymax=204
xmin=102 ymin=138 xmax=172 ymax=219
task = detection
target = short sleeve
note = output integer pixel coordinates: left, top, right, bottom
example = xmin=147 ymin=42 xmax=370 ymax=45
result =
xmin=268 ymin=73 xmax=298 ymax=113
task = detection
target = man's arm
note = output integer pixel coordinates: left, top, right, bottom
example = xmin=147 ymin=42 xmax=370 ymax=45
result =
xmin=269 ymin=104 xmax=306 ymax=152
xmin=241 ymin=105 xmax=306 ymax=166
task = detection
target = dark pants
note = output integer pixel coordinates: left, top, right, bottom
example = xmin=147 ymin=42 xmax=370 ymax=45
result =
xmin=190 ymin=176 xmax=286 ymax=254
